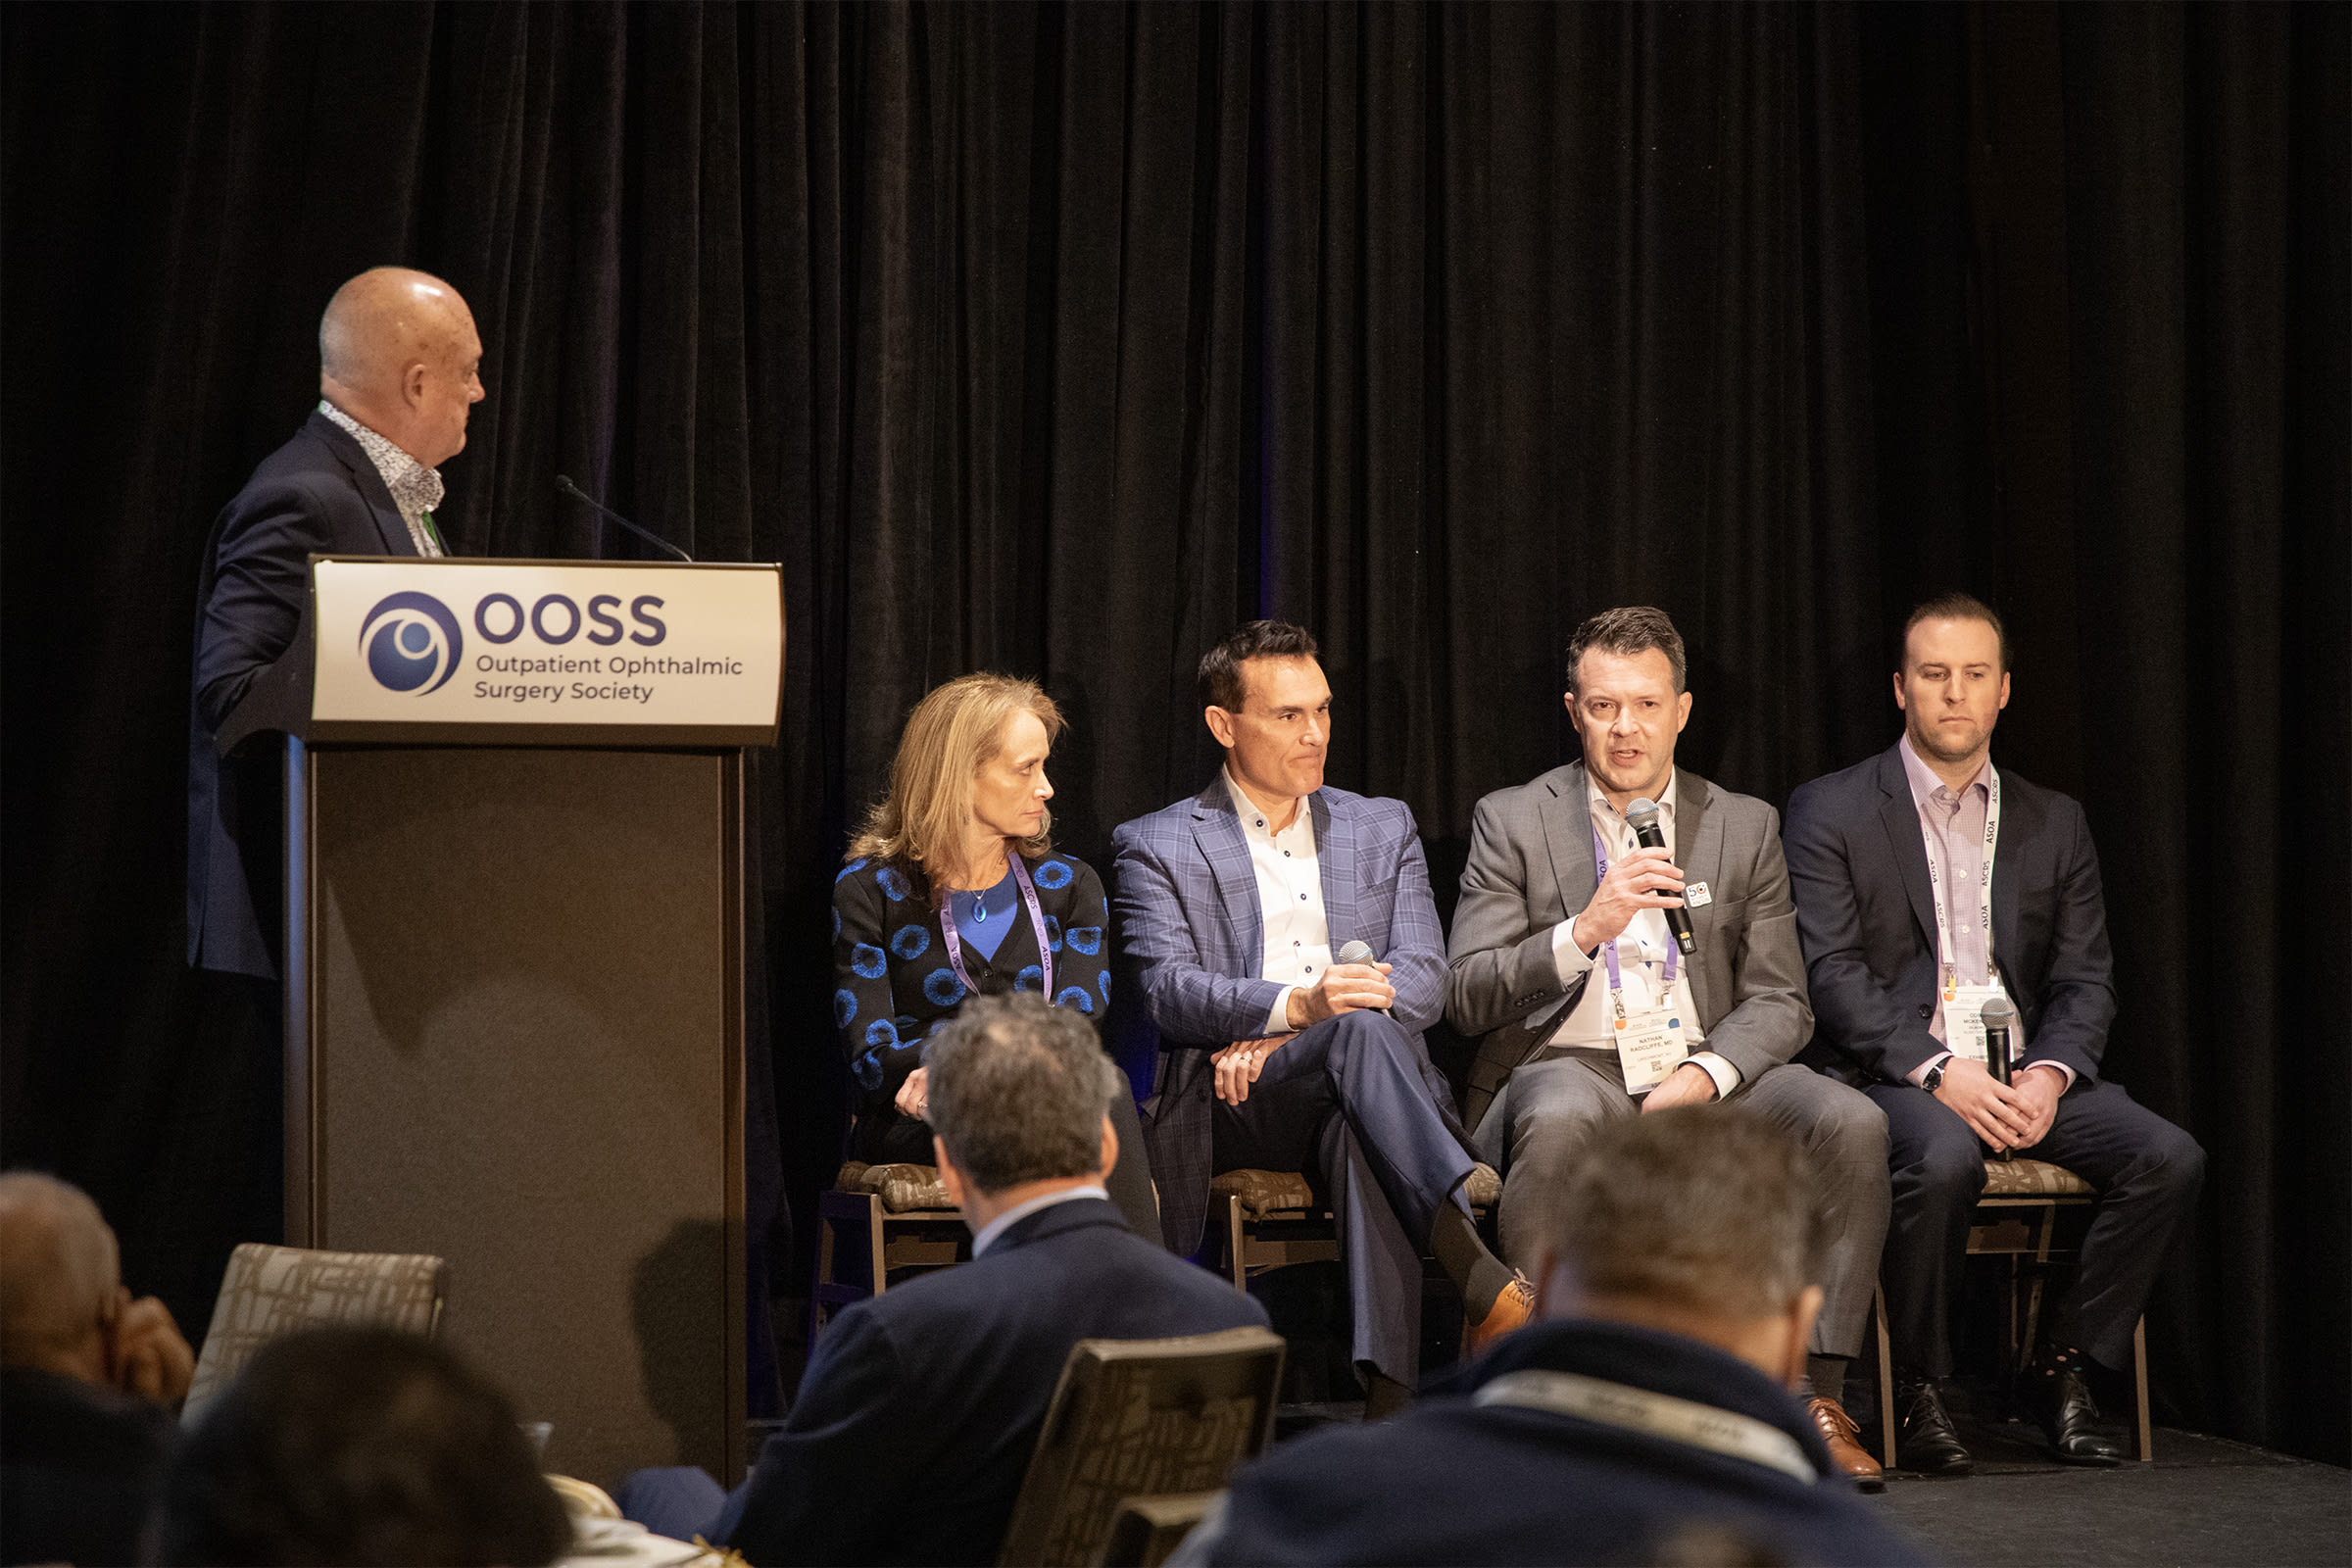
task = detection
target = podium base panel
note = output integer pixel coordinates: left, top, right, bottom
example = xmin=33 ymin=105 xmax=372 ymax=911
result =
xmin=294 ymin=745 xmax=745 ymax=1490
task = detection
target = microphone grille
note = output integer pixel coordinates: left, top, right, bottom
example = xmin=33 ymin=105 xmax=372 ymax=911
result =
xmin=1336 ymin=940 xmax=1375 ymax=964
xmin=1980 ymin=995 xmax=2016 ymax=1025
xmin=1626 ymin=797 xmax=1661 ymax=830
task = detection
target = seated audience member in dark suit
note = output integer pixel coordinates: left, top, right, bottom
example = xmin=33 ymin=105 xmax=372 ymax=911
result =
xmin=622 ymin=994 xmax=1269 ymax=1566
xmin=1784 ymin=594 xmax=2204 ymax=1472
xmin=159 ymin=1326 xmax=571 ymax=1567
xmin=833 ymin=672 xmax=1157 ymax=1237
xmin=0 ymin=1172 xmax=193 ymax=1568
xmin=1445 ymin=607 xmax=1892 ymax=1488
xmin=188 ymin=266 xmax=484 ymax=981
xmin=1171 ymin=1109 xmax=1931 ymax=1568
xmin=1112 ymin=620 xmax=1526 ymax=1418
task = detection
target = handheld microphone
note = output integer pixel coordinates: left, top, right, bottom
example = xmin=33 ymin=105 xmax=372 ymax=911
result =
xmin=1981 ymin=994 xmax=2017 ymax=1161
xmin=1335 ymin=940 xmax=1393 ymax=1018
xmin=1624 ymin=797 xmax=1696 ymax=956
xmin=555 ymin=474 xmax=695 ymax=563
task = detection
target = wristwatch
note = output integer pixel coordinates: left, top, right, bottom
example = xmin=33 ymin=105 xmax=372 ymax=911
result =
xmin=1920 ymin=1061 xmax=1946 ymax=1094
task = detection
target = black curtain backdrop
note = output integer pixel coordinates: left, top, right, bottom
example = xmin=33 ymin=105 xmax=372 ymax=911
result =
xmin=4 ymin=2 xmax=2343 ymax=1461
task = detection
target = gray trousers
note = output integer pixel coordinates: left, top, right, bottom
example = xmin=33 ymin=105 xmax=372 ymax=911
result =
xmin=1473 ymin=1050 xmax=1889 ymax=1359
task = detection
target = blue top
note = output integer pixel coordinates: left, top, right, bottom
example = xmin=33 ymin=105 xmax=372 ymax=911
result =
xmin=951 ymin=863 xmax=1021 ymax=964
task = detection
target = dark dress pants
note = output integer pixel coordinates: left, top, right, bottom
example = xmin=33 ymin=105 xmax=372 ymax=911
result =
xmin=857 ymin=1071 xmax=1161 ymax=1242
xmin=1209 ymin=1009 xmax=1477 ymax=1389
xmin=1870 ymin=1073 xmax=2204 ymax=1375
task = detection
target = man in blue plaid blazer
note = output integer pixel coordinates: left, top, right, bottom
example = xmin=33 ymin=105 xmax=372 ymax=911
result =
xmin=1111 ymin=621 xmax=1531 ymax=1412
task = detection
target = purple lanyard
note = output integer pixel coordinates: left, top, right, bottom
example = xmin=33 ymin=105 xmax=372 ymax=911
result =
xmin=1593 ymin=824 xmax=1677 ymax=1019
xmin=937 ymin=854 xmax=1054 ymax=1002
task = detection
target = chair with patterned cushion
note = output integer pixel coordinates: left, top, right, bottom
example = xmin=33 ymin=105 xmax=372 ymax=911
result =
xmin=1868 ymin=1156 xmax=2153 ymax=1467
xmin=181 ymin=1242 xmax=447 ymax=1427
xmin=811 ymin=1159 xmax=966 ymax=1338
xmin=995 ymin=1326 xmax=1285 ymax=1568
xmin=1207 ymin=1163 xmax=1502 ymax=1291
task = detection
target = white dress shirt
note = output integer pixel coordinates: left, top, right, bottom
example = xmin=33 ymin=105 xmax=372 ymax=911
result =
xmin=1544 ymin=772 xmax=1740 ymax=1099
xmin=1224 ymin=767 xmax=1332 ymax=1038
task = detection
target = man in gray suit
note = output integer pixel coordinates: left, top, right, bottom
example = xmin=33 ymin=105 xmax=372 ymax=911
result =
xmin=1446 ymin=607 xmax=1890 ymax=1487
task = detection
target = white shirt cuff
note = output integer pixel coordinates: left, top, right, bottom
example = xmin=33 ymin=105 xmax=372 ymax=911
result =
xmin=1261 ymin=988 xmax=1296 ymax=1039
xmin=2023 ymin=1060 xmax=2077 ymax=1092
xmin=1550 ymin=915 xmax=1596 ymax=986
xmin=1688 ymin=1052 xmax=1740 ymax=1100
xmin=1907 ymin=1050 xmax=1954 ymax=1087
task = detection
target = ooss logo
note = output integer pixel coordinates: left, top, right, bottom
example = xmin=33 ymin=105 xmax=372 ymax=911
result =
xmin=358 ymin=592 xmax=464 ymax=694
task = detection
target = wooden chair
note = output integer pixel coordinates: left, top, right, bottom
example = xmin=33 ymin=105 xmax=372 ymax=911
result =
xmin=1870 ymin=1156 xmax=2153 ymax=1467
xmin=996 ymin=1326 xmax=1286 ymax=1567
xmin=811 ymin=1160 xmax=966 ymax=1337
xmin=181 ymin=1243 xmax=446 ymax=1428
xmin=1206 ymin=1163 xmax=1501 ymax=1291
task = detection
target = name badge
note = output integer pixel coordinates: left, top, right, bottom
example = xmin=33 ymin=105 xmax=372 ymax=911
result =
xmin=1940 ymin=984 xmax=2007 ymax=1064
xmin=1616 ymin=1006 xmax=1692 ymax=1091
xmin=1684 ymin=881 xmax=1712 ymax=908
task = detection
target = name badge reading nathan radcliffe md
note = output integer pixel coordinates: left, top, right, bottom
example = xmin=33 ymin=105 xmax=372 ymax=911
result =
xmin=1616 ymin=1006 xmax=1692 ymax=1092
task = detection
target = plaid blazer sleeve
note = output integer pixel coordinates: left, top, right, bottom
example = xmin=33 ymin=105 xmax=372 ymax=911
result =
xmin=1352 ymin=798 xmax=1448 ymax=1034
xmin=1110 ymin=810 xmax=1288 ymax=1046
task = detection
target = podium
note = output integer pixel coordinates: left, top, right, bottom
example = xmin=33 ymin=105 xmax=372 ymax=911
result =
xmin=218 ymin=557 xmax=783 ymax=1488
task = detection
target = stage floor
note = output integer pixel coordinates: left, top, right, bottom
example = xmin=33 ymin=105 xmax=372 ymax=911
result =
xmin=1871 ymin=1420 xmax=2350 ymax=1568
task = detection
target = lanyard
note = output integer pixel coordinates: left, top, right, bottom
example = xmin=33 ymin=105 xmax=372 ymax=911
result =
xmin=1918 ymin=765 xmax=2000 ymax=1001
xmin=1593 ymin=823 xmax=1679 ymax=1024
xmin=937 ymin=855 xmax=1054 ymax=1002
xmin=1474 ymin=1370 xmax=1817 ymax=1485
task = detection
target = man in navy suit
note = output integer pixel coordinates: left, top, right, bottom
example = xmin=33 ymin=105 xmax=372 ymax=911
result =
xmin=1111 ymin=621 xmax=1526 ymax=1416
xmin=187 ymin=266 xmax=484 ymax=978
xmin=621 ymin=994 xmax=1267 ymax=1565
xmin=1172 ymin=1109 xmax=1929 ymax=1567
xmin=1785 ymin=594 xmax=2203 ymax=1472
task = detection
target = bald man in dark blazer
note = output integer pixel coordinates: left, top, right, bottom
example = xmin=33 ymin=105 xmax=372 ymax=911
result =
xmin=188 ymin=268 xmax=482 ymax=977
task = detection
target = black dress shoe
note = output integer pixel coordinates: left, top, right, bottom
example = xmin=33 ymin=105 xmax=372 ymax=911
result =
xmin=1894 ymin=1379 xmax=1974 ymax=1476
xmin=2031 ymin=1366 xmax=2127 ymax=1466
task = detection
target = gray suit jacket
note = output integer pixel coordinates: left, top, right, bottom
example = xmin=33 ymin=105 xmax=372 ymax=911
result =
xmin=1445 ymin=763 xmax=1813 ymax=1131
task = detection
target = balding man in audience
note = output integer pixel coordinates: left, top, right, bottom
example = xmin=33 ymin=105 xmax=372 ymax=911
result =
xmin=188 ymin=266 xmax=486 ymax=980
xmin=1172 ymin=1110 xmax=1930 ymax=1567
xmin=622 ymin=993 xmax=1268 ymax=1565
xmin=0 ymin=1171 xmax=195 ymax=1567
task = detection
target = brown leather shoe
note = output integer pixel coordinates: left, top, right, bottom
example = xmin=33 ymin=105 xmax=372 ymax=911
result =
xmin=1806 ymin=1396 xmax=1886 ymax=1492
xmin=1465 ymin=1272 xmax=1535 ymax=1355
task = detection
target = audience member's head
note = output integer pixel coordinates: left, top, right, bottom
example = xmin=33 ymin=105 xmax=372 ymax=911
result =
xmin=923 ymin=993 xmax=1117 ymax=1205
xmin=158 ymin=1326 xmax=572 ymax=1567
xmin=0 ymin=1171 xmax=121 ymax=1384
xmin=1536 ymin=1108 xmax=1828 ymax=1389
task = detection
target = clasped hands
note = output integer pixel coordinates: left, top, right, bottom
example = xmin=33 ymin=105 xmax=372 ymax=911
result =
xmin=1212 ymin=960 xmax=1396 ymax=1105
xmin=1933 ymin=1055 xmax=2063 ymax=1150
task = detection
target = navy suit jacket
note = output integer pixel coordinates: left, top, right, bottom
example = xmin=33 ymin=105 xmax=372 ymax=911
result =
xmin=1109 ymin=777 xmax=1455 ymax=1254
xmin=1784 ymin=743 xmax=2116 ymax=1087
xmin=187 ymin=411 xmax=419 ymax=977
xmin=719 ymin=1197 xmax=1267 ymax=1566
xmin=1187 ymin=1318 xmax=1929 ymax=1566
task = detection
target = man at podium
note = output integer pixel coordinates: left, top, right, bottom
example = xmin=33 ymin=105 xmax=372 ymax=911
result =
xmin=186 ymin=266 xmax=485 ymax=979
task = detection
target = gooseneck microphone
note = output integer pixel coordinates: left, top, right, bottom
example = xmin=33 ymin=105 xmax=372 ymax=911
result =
xmin=555 ymin=474 xmax=696 ymax=563
xmin=1335 ymin=940 xmax=1393 ymax=1018
xmin=1981 ymin=993 xmax=2017 ymax=1161
xmin=1624 ymin=797 xmax=1696 ymax=956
